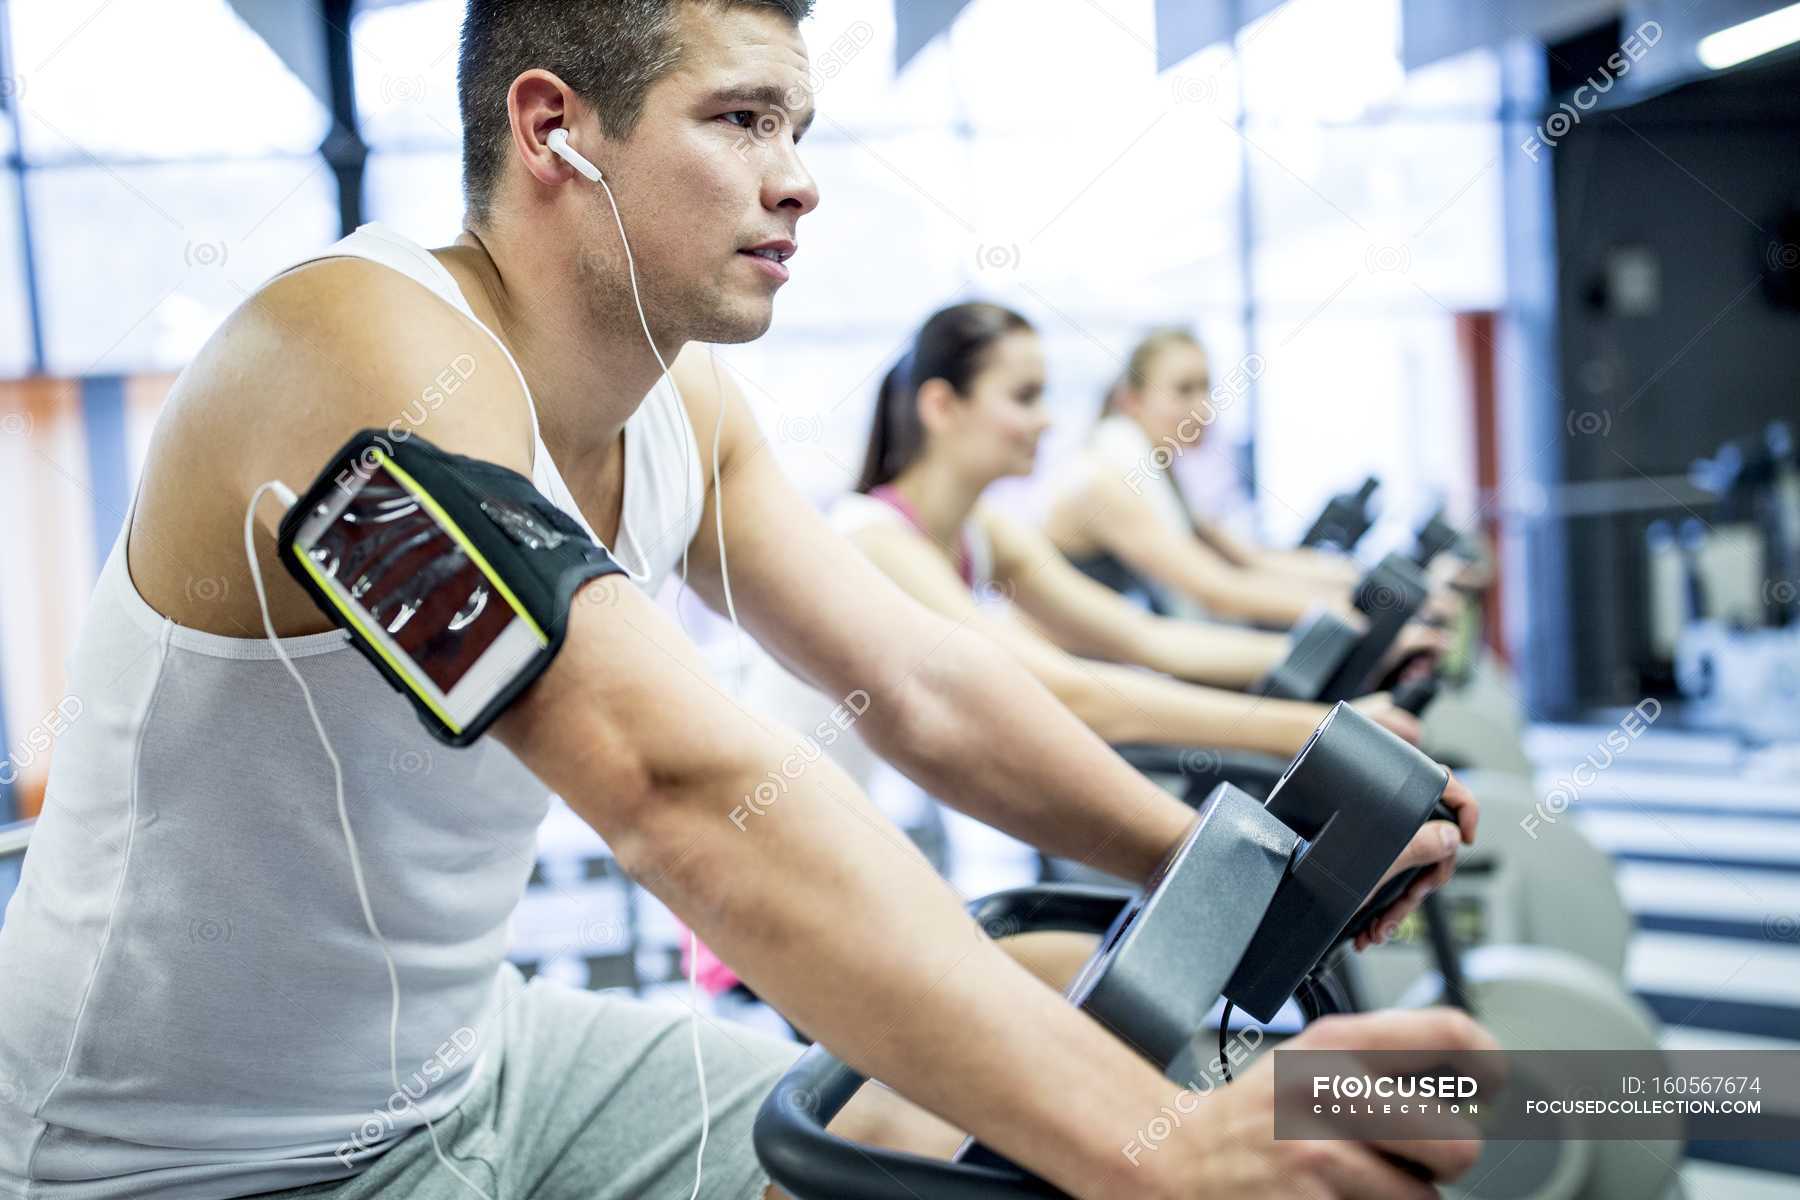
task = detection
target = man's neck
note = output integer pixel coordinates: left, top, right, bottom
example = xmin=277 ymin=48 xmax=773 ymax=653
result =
xmin=445 ymin=225 xmax=678 ymax=478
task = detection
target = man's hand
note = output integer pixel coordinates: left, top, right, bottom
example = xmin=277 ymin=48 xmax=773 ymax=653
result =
xmin=1353 ymin=771 xmax=1480 ymax=951
xmin=1350 ymin=693 xmax=1422 ymax=747
xmin=1138 ymin=1009 xmax=1492 ymax=1199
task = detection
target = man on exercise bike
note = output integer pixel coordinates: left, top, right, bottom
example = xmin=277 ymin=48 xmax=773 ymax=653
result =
xmin=0 ymin=3 xmax=1488 ymax=1198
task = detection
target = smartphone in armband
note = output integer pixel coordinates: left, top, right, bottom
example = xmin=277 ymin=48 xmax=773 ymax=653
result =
xmin=276 ymin=430 xmax=625 ymax=746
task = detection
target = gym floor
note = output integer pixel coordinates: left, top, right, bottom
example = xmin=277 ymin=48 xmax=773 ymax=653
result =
xmin=1523 ymin=725 xmax=1800 ymax=1197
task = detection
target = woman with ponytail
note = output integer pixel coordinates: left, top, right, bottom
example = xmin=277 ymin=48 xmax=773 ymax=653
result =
xmin=826 ymin=302 xmax=1425 ymax=749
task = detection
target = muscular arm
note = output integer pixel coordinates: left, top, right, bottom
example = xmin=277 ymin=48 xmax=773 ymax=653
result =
xmin=983 ymin=507 xmax=1291 ymax=689
xmin=495 ymin=578 xmax=1181 ymax=1200
xmin=219 ymin=296 xmax=1191 ymax=1200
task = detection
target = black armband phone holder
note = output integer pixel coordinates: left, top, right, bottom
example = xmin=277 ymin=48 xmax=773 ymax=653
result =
xmin=276 ymin=429 xmax=626 ymax=746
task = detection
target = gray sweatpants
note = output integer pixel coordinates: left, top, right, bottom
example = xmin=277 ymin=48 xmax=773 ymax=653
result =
xmin=262 ymin=964 xmax=803 ymax=1200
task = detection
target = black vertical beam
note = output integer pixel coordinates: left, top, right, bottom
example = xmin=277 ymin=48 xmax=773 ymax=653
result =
xmin=319 ymin=0 xmax=366 ymax=237
xmin=1499 ymin=40 xmax=1574 ymax=717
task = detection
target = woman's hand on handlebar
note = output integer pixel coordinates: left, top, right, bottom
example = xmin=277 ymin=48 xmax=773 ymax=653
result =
xmin=1422 ymin=581 xmax=1467 ymax=627
xmin=1145 ymin=1009 xmax=1491 ymax=1199
xmin=1377 ymin=622 xmax=1449 ymax=681
xmin=1349 ymin=693 xmax=1421 ymax=746
xmin=1430 ymin=549 xmax=1494 ymax=595
xmin=1353 ymin=771 xmax=1480 ymax=951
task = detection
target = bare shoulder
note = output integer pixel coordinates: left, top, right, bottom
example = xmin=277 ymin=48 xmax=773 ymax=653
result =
xmin=128 ymin=256 xmax=536 ymax=637
xmin=1047 ymin=462 xmax=1146 ymax=543
xmin=166 ymin=257 xmax=535 ymax=475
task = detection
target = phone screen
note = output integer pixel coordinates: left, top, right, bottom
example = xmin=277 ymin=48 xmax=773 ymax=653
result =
xmin=289 ymin=458 xmax=539 ymax=726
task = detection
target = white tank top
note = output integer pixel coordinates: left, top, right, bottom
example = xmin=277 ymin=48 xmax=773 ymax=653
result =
xmin=827 ymin=491 xmax=995 ymax=592
xmin=1086 ymin=416 xmax=1191 ymax=536
xmin=1071 ymin=415 xmax=1210 ymax=621
xmin=0 ymin=222 xmax=701 ymax=1198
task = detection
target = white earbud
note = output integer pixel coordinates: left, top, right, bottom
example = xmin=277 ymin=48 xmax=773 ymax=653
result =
xmin=546 ymin=128 xmax=603 ymax=183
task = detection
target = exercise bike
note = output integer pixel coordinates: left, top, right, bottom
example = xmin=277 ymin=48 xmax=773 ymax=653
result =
xmin=757 ymin=705 xmax=1683 ymax=1200
xmin=756 ymin=702 xmax=1456 ymax=1198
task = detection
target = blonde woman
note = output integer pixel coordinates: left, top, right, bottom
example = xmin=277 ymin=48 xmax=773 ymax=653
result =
xmin=1046 ymin=327 xmax=1366 ymax=624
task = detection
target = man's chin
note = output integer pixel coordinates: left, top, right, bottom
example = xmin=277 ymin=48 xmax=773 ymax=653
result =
xmin=695 ymin=300 xmax=776 ymax=346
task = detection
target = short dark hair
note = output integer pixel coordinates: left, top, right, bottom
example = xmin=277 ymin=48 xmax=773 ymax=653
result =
xmin=457 ymin=0 xmax=814 ymax=228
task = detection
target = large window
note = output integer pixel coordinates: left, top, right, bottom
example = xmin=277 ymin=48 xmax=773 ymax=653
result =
xmin=5 ymin=0 xmax=338 ymax=376
xmin=1235 ymin=0 xmax=1503 ymax=539
xmin=351 ymin=0 xmax=465 ymax=244
xmin=715 ymin=0 xmax=1504 ymax=539
xmin=346 ymin=0 xmax=1506 ymax=561
xmin=343 ymin=0 xmax=1279 ymax=510
xmin=0 ymin=2 xmax=341 ymax=826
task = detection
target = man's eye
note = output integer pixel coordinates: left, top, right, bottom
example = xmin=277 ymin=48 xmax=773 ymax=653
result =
xmin=721 ymin=111 xmax=757 ymax=128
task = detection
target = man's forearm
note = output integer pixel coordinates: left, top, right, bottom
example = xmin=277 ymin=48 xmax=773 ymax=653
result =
xmin=863 ymin=626 xmax=1199 ymax=885
xmin=597 ymin=750 xmax=1178 ymax=1199
xmin=483 ymin=580 xmax=1197 ymax=1195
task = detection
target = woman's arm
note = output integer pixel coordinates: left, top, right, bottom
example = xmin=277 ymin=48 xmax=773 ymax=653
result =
xmin=850 ymin=518 xmax=1342 ymax=757
xmin=1195 ymin=517 xmax=1363 ymax=587
xmin=981 ymin=507 xmax=1291 ymax=689
xmin=1058 ymin=471 xmax=1354 ymax=626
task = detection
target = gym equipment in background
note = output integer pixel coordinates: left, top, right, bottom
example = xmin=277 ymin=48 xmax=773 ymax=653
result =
xmin=1652 ymin=422 xmax=1800 ymax=740
xmin=1252 ymin=553 xmax=1434 ymax=706
xmin=1413 ymin=506 xmax=1483 ymax=570
xmin=1038 ymin=551 xmax=1436 ymax=888
xmin=1299 ymin=475 xmax=1381 ymax=553
xmin=1093 ymin=552 xmax=1437 ymax=813
xmin=1348 ymin=778 xmax=1632 ymax=1003
xmin=1396 ymin=896 xmax=1680 ymax=1200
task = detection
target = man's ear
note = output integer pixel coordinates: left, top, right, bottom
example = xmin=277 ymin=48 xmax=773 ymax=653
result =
xmin=511 ymin=69 xmax=598 ymax=188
